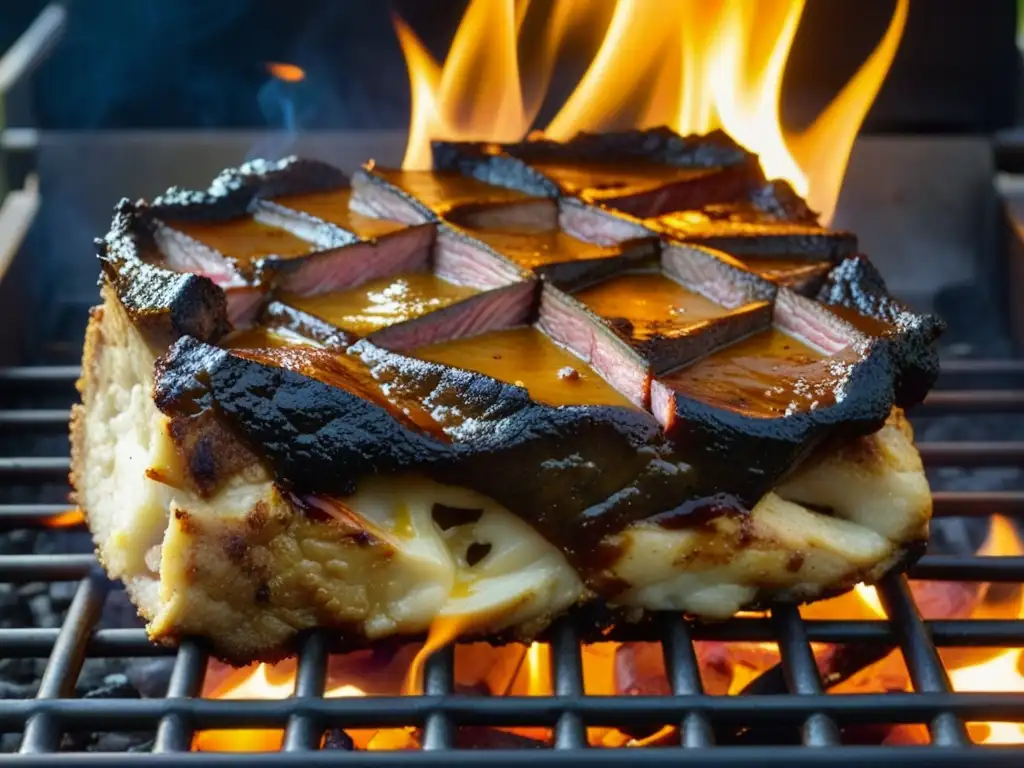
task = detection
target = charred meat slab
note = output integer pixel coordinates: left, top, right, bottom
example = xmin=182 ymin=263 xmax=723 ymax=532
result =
xmin=71 ymin=129 xmax=942 ymax=662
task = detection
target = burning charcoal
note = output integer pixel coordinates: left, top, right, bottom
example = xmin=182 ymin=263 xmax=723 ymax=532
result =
xmin=457 ymin=727 xmax=548 ymax=749
xmin=614 ymin=643 xmax=670 ymax=696
xmin=128 ymin=738 xmax=155 ymax=753
xmin=322 ymin=728 xmax=355 ymax=750
xmin=80 ymin=673 xmax=140 ymax=700
xmin=454 ymin=682 xmax=491 ymax=696
xmin=126 ymin=658 xmax=175 ymax=699
xmin=0 ymin=680 xmax=38 ymax=699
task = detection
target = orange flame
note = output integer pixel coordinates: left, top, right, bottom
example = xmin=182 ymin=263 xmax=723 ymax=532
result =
xmin=266 ymin=62 xmax=305 ymax=83
xmin=948 ymin=516 xmax=1024 ymax=745
xmin=394 ymin=0 xmax=909 ymax=224
xmin=44 ymin=508 xmax=85 ymax=528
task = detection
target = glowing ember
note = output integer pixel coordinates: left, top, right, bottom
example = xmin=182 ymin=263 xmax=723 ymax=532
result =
xmin=266 ymin=62 xmax=305 ymax=83
xmin=394 ymin=0 xmax=908 ymax=224
xmin=44 ymin=508 xmax=85 ymax=528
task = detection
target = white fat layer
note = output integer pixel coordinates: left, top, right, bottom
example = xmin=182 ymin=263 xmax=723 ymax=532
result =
xmin=79 ymin=314 xmax=172 ymax=581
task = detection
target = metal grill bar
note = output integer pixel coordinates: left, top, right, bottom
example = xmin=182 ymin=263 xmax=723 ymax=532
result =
xmin=771 ymin=606 xmax=840 ymax=746
xmin=549 ymin=619 xmax=587 ymax=749
xmin=19 ymin=574 xmax=109 ymax=754
xmin=2 ymin=619 xmax=1024 ymax=659
xmin=877 ymin=575 xmax=969 ymax=746
xmin=153 ymin=641 xmax=208 ymax=753
xmin=421 ymin=646 xmax=455 ymax=750
xmin=1 ymin=356 xmax=1022 ymax=764
xmin=282 ymin=632 xmax=329 ymax=751
xmin=2 ymin=691 xmax=1023 ymax=730
xmin=660 ymin=615 xmax=713 ymax=747
xmin=917 ymin=390 xmax=1024 ymax=413
xmin=1 ymin=746 xmax=1023 ymax=767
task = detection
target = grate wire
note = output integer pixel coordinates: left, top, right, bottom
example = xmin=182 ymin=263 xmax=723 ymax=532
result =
xmin=1 ymin=358 xmax=1024 ymax=763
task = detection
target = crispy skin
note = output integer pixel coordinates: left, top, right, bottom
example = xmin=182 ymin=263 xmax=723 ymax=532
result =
xmin=72 ymin=290 xmax=931 ymax=664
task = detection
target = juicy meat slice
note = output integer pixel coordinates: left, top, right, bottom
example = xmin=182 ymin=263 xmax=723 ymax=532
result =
xmin=351 ymin=167 xmax=549 ymax=224
xmin=651 ymin=289 xmax=894 ymax=506
xmin=538 ymin=244 xmax=775 ymax=407
xmin=446 ymin=198 xmax=659 ymax=291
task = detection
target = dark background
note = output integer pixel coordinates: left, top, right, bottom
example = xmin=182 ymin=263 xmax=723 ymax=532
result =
xmin=1 ymin=0 xmax=1019 ymax=133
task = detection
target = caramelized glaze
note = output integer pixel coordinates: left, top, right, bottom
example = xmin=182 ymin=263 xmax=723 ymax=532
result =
xmin=377 ymin=169 xmax=537 ymax=213
xmin=272 ymin=188 xmax=408 ymax=239
xmin=416 ymin=326 xmax=634 ymax=408
xmin=742 ymin=258 xmax=831 ymax=284
xmin=281 ymin=272 xmax=479 ymax=335
xmin=826 ymin=304 xmax=891 ymax=337
xmin=467 ymin=223 xmax=622 ymax=270
xmin=174 ymin=218 xmax=316 ymax=267
xmin=576 ymin=272 xmax=727 ymax=340
xmin=532 ymin=161 xmax=716 ymax=198
xmin=662 ymin=328 xmax=841 ymax=417
xmin=221 ymin=326 xmax=317 ymax=350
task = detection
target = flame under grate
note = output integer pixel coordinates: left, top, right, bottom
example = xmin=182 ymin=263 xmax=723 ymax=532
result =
xmin=1 ymin=361 xmax=1024 ymax=765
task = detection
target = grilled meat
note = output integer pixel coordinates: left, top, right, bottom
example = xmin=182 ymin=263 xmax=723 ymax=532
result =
xmin=72 ymin=132 xmax=941 ymax=663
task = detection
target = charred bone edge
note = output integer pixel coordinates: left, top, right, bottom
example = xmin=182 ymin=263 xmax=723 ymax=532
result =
xmin=70 ymin=290 xmax=931 ymax=665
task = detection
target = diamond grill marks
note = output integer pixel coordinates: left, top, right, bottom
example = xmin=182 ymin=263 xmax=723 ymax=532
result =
xmin=438 ymin=133 xmax=855 ymax=296
xmin=127 ymin=131 xmax=934 ymax=507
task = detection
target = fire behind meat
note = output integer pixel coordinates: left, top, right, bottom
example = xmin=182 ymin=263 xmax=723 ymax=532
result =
xmin=70 ymin=128 xmax=942 ymax=664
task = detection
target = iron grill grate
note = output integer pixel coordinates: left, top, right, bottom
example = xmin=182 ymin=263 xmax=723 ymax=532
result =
xmin=0 ymin=360 xmax=1023 ymax=766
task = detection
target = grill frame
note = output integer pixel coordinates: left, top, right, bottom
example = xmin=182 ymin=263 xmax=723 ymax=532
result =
xmin=0 ymin=361 xmax=1023 ymax=765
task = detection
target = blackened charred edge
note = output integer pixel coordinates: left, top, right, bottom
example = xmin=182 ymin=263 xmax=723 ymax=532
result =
xmin=502 ymin=127 xmax=756 ymax=168
xmin=669 ymin=226 xmax=859 ymax=263
xmin=431 ymin=141 xmax=560 ymax=198
xmin=749 ymin=180 xmax=820 ymax=224
xmin=435 ymin=128 xmax=760 ymax=201
xmin=260 ymin=300 xmax=357 ymax=349
xmin=153 ymin=335 xmax=691 ymax=563
xmin=816 ymin=254 xmax=946 ymax=408
xmin=97 ymin=199 xmax=231 ymax=349
xmin=151 ymin=157 xmax=348 ymax=222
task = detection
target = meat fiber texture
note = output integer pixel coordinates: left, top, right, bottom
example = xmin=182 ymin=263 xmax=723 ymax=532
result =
xmin=71 ymin=135 xmax=940 ymax=663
